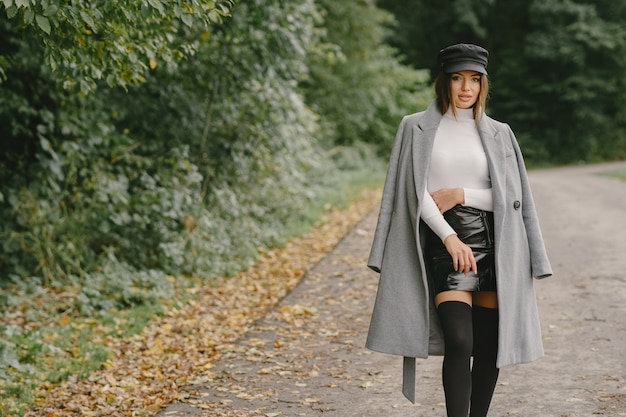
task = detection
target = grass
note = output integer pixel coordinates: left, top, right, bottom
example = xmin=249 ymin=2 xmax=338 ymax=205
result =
xmin=285 ymin=165 xmax=385 ymax=240
xmin=599 ymin=168 xmax=626 ymax=182
xmin=0 ymin=300 xmax=168 ymax=416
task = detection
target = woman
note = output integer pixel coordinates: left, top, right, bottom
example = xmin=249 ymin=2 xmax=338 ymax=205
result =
xmin=365 ymin=43 xmax=552 ymax=417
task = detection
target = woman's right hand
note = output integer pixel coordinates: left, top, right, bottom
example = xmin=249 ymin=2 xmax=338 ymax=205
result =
xmin=431 ymin=187 xmax=464 ymax=214
xmin=443 ymin=234 xmax=477 ymax=274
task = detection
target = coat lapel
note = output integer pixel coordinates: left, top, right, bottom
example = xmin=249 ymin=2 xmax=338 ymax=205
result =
xmin=412 ymin=102 xmax=442 ymax=208
xmin=478 ymin=115 xmax=506 ymax=238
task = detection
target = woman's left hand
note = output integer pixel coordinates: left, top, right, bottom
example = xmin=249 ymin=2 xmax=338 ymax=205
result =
xmin=431 ymin=187 xmax=464 ymax=213
xmin=443 ymin=234 xmax=477 ymax=274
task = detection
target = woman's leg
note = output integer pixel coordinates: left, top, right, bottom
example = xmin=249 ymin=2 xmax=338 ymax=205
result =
xmin=470 ymin=291 xmax=499 ymax=417
xmin=436 ymin=291 xmax=474 ymax=417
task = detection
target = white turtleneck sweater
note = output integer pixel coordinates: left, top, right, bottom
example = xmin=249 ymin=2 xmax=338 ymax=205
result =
xmin=421 ymin=107 xmax=493 ymax=241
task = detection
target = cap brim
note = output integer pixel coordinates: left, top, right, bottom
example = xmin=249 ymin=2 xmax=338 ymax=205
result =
xmin=444 ymin=62 xmax=487 ymax=75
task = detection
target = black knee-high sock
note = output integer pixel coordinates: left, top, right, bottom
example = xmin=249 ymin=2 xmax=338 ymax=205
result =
xmin=437 ymin=301 xmax=473 ymax=417
xmin=470 ymin=306 xmax=500 ymax=417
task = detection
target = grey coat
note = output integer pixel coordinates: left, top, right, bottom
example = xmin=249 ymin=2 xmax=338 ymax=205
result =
xmin=366 ymin=102 xmax=553 ymax=402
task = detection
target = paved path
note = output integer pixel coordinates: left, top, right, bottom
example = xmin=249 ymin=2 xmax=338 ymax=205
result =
xmin=157 ymin=162 xmax=626 ymax=417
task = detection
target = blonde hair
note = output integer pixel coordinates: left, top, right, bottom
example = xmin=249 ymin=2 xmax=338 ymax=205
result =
xmin=434 ymin=71 xmax=489 ymax=121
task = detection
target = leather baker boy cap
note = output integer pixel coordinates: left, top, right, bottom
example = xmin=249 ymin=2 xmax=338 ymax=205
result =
xmin=438 ymin=43 xmax=489 ymax=74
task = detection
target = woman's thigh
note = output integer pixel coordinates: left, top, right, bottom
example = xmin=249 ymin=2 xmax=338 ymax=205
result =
xmin=434 ymin=290 xmax=498 ymax=308
xmin=434 ymin=290 xmax=473 ymax=307
xmin=473 ymin=291 xmax=498 ymax=309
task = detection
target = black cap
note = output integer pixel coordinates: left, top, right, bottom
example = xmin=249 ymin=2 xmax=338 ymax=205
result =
xmin=438 ymin=43 xmax=489 ymax=74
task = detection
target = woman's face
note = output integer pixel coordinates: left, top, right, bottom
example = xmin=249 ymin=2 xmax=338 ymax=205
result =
xmin=450 ymin=70 xmax=482 ymax=109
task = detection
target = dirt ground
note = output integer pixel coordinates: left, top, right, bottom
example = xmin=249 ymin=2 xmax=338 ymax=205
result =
xmin=157 ymin=161 xmax=626 ymax=417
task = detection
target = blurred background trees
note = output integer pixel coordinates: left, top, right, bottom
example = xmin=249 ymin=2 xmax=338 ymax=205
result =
xmin=378 ymin=0 xmax=626 ymax=163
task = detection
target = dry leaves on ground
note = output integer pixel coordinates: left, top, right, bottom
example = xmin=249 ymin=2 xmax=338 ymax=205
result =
xmin=24 ymin=189 xmax=381 ymax=417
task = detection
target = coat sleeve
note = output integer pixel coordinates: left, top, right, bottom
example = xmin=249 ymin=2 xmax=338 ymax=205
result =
xmin=367 ymin=116 xmax=409 ymax=273
xmin=508 ymin=125 xmax=553 ymax=279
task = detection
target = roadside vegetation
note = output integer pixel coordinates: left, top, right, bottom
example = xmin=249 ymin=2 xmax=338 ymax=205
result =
xmin=600 ymin=169 xmax=626 ymax=182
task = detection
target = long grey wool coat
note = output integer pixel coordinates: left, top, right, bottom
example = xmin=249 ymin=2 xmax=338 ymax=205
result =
xmin=366 ymin=102 xmax=553 ymax=402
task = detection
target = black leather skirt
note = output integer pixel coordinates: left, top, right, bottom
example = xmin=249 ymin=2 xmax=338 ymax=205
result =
xmin=423 ymin=205 xmax=496 ymax=295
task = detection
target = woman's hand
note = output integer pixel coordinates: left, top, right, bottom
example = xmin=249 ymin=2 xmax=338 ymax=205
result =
xmin=431 ymin=187 xmax=464 ymax=214
xmin=443 ymin=234 xmax=477 ymax=274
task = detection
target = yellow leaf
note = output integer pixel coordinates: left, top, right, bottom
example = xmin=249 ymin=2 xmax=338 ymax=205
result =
xmin=149 ymin=59 xmax=157 ymax=70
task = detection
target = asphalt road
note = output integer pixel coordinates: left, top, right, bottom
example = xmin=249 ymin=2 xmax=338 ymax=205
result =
xmin=157 ymin=161 xmax=626 ymax=417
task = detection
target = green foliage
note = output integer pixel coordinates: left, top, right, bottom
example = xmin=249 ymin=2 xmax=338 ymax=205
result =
xmin=0 ymin=0 xmax=355 ymax=288
xmin=377 ymin=0 xmax=626 ymax=164
xmin=0 ymin=0 xmax=234 ymax=93
xmin=490 ymin=0 xmax=626 ymax=163
xmin=0 ymin=104 xmax=204 ymax=285
xmin=304 ymin=0 xmax=432 ymax=154
xmin=104 ymin=0 xmax=328 ymax=278
xmin=377 ymin=0 xmax=492 ymax=72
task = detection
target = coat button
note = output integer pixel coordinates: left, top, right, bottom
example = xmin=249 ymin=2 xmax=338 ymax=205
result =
xmin=513 ymin=200 xmax=521 ymax=210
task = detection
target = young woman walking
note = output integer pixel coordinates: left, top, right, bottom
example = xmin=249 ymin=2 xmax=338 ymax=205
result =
xmin=365 ymin=43 xmax=552 ymax=416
